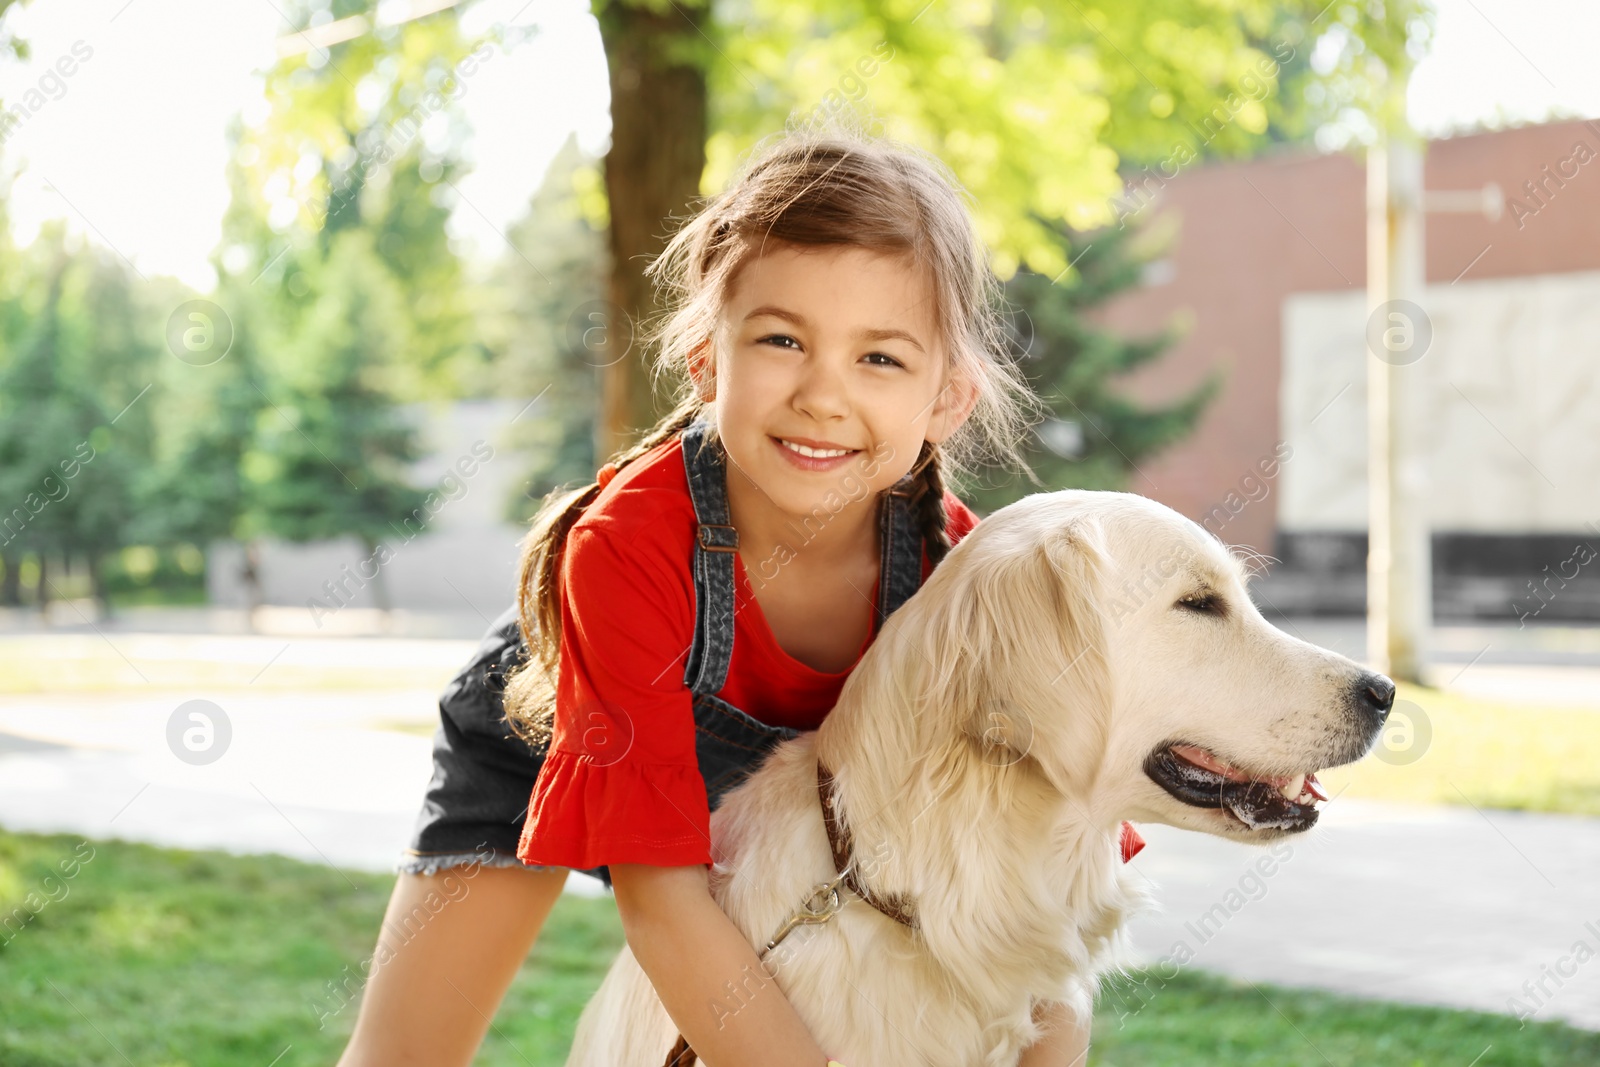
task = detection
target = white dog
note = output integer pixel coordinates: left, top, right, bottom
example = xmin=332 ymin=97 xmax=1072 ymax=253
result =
xmin=566 ymin=490 xmax=1395 ymax=1066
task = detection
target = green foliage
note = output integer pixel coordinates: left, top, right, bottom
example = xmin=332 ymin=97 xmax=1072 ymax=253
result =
xmin=1276 ymin=0 xmax=1436 ymax=144
xmin=127 ymin=280 xmax=267 ymax=551
xmin=197 ymin=3 xmax=502 ymax=572
xmin=0 ymin=0 xmax=30 ymax=63
xmin=700 ymin=0 xmax=1413 ymax=283
xmin=963 ymin=223 xmax=1218 ymax=510
xmin=0 ymin=234 xmax=89 ymax=557
xmin=239 ymin=228 xmax=428 ymax=551
xmin=222 ymin=1 xmax=492 ymax=401
xmin=0 ymin=225 xmax=161 ymax=571
xmin=98 ymin=544 xmax=209 ymax=606
xmin=486 ymin=135 xmax=610 ymax=522
xmin=603 ymin=0 xmax=1427 ymax=498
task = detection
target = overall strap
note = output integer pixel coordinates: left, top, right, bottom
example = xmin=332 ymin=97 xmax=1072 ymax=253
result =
xmin=681 ymin=420 xmax=740 ymax=696
xmin=680 ymin=419 xmax=930 ymax=693
xmin=876 ymin=473 xmax=926 ymax=625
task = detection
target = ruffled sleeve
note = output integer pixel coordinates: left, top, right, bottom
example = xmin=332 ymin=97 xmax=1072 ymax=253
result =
xmin=943 ymin=489 xmax=982 ymax=544
xmin=516 ymin=520 xmax=714 ymax=869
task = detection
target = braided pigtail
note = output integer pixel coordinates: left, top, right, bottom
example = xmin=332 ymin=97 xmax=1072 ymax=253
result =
xmin=905 ymin=440 xmax=953 ymax=569
xmin=502 ymin=396 xmax=706 ymax=747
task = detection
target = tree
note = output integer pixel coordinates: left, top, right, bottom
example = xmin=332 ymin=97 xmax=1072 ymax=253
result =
xmin=966 ymin=223 xmax=1218 ymax=511
xmin=583 ymin=0 xmax=1425 ymax=454
xmin=241 ymin=228 xmax=428 ymax=614
xmin=128 ymin=275 xmax=270 ymax=606
xmin=54 ymin=237 xmax=164 ymax=607
xmin=229 ymin=0 xmax=486 ymax=401
xmin=593 ymin=0 xmax=711 ymax=456
xmin=210 ymin=3 xmax=493 ymax=617
xmin=487 ymin=134 xmax=609 ymax=519
xmin=0 ymin=225 xmax=159 ymax=613
xmin=0 ymin=235 xmax=85 ymax=608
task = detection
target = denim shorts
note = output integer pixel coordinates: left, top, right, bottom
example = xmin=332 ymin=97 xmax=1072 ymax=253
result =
xmin=400 ymin=604 xmax=611 ymax=887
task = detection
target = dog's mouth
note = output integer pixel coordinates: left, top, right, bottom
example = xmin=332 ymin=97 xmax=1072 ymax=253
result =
xmin=1143 ymin=743 xmax=1330 ymax=833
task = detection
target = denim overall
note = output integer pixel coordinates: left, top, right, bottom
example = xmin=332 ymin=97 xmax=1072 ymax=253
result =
xmin=678 ymin=419 xmax=925 ymax=810
xmin=402 ymin=421 xmax=927 ymax=888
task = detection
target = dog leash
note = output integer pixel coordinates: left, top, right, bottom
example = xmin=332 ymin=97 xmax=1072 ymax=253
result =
xmin=816 ymin=759 xmax=920 ymax=929
xmin=660 ymin=761 xmax=914 ymax=1067
xmin=659 ymin=868 xmax=853 ymax=1067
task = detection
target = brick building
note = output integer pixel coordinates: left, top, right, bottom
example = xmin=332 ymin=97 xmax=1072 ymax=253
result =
xmin=1097 ymin=118 xmax=1600 ymax=619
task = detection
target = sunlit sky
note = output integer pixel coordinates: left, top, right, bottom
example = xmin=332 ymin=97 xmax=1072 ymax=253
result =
xmin=0 ymin=0 xmax=1595 ymax=292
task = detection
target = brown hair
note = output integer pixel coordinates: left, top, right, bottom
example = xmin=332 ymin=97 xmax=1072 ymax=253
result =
xmin=502 ymin=128 xmax=1045 ymax=745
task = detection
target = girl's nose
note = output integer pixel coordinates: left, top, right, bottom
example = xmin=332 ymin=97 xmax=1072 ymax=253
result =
xmin=792 ymin=353 xmax=851 ymax=421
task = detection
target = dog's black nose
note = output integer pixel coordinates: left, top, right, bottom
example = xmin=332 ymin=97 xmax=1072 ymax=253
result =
xmin=1357 ymin=672 xmax=1396 ymax=720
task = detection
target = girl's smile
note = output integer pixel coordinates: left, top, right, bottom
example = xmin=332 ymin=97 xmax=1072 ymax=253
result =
xmin=771 ymin=434 xmax=862 ymax=470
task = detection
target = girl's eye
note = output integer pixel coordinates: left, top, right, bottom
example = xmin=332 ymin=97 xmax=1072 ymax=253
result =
xmin=754 ymin=335 xmax=903 ymax=368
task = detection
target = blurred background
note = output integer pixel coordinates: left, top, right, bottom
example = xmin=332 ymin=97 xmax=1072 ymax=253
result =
xmin=1 ymin=0 xmax=1597 ymax=1064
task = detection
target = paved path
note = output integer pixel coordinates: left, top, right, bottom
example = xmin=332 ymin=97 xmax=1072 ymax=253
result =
xmin=1120 ymin=797 xmax=1600 ymax=1031
xmin=0 ymin=688 xmax=608 ymax=898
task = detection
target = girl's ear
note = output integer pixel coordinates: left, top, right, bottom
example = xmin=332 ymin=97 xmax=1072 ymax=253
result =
xmin=924 ymin=370 xmax=980 ymax=445
xmin=688 ymin=340 xmax=716 ymax=400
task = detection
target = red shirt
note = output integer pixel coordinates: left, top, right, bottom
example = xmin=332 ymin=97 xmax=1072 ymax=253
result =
xmin=515 ymin=433 xmax=981 ymax=870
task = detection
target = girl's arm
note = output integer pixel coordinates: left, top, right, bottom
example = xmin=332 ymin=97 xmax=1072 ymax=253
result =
xmin=1017 ymin=999 xmax=1091 ymax=1067
xmin=611 ymin=862 xmax=834 ymax=1067
xmin=337 ymin=866 xmax=570 ymax=1067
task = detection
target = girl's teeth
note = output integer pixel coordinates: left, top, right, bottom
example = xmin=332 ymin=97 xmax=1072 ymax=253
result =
xmin=781 ymin=439 xmax=854 ymax=458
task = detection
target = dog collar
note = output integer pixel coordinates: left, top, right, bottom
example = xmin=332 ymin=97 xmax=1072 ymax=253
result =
xmin=817 ymin=759 xmax=920 ymax=930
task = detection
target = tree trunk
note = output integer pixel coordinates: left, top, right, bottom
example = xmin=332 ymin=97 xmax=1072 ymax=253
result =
xmin=242 ymin=539 xmax=264 ymax=634
xmin=88 ymin=550 xmax=112 ymax=619
xmin=0 ymin=551 xmax=19 ymax=606
xmin=595 ymin=0 xmax=710 ymax=459
xmin=362 ymin=536 xmax=393 ymax=633
xmin=36 ymin=552 xmax=49 ymax=613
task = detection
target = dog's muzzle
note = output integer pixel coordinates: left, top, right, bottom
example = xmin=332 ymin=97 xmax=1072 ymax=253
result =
xmin=1143 ymin=744 xmax=1326 ymax=832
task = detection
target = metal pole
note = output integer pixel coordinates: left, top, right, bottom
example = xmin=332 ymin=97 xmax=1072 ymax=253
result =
xmin=1366 ymin=70 xmax=1431 ymax=683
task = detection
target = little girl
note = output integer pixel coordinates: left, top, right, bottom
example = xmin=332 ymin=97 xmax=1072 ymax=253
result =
xmin=337 ymin=131 xmax=1090 ymax=1066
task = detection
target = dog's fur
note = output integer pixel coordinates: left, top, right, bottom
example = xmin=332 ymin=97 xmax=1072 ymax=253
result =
xmin=565 ymin=491 xmax=1389 ymax=1066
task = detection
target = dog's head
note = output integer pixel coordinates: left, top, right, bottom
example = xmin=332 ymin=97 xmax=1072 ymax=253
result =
xmin=892 ymin=489 xmax=1392 ymax=844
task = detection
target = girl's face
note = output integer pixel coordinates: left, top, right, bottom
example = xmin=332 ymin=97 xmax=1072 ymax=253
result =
xmin=705 ymin=242 xmax=977 ymax=523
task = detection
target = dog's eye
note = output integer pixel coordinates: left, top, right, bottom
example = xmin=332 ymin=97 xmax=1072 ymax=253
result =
xmin=1175 ymin=592 xmax=1225 ymax=617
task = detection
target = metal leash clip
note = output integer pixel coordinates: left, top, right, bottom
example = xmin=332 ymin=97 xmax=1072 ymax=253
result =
xmin=759 ymin=867 xmax=850 ymax=958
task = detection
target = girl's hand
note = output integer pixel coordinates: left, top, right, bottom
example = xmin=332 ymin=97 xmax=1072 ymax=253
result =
xmin=611 ymin=863 xmax=836 ymax=1067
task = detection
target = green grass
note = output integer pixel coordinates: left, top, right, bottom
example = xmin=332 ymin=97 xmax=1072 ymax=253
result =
xmin=2 ymin=829 xmax=1596 ymax=1066
xmin=1320 ymin=681 xmax=1600 ymax=816
xmin=1095 ymin=968 xmax=1599 ymax=1066
xmin=0 ymin=829 xmax=620 ymax=1067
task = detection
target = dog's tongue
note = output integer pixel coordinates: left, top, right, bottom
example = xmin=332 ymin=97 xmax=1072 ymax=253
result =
xmin=1170 ymin=744 xmax=1290 ymax=788
xmin=1159 ymin=746 xmax=1325 ymax=830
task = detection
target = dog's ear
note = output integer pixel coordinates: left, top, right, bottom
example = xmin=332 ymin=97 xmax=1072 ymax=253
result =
xmin=901 ymin=510 xmax=1112 ymax=793
xmin=996 ymin=517 xmax=1113 ymax=790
